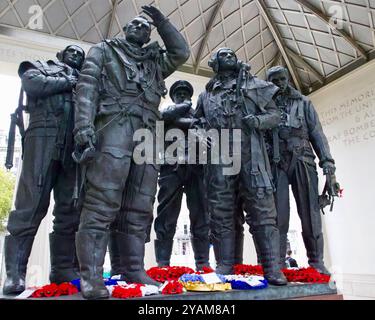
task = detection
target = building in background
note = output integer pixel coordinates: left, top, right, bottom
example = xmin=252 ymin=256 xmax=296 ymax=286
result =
xmin=170 ymin=197 xmax=195 ymax=269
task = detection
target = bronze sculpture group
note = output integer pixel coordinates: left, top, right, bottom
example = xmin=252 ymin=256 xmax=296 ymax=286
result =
xmin=2 ymin=5 xmax=339 ymax=299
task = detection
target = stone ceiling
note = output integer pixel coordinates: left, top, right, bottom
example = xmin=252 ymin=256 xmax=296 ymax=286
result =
xmin=1 ymin=0 xmax=375 ymax=93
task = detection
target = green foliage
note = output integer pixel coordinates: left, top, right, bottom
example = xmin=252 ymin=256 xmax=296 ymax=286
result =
xmin=0 ymin=168 xmax=15 ymax=232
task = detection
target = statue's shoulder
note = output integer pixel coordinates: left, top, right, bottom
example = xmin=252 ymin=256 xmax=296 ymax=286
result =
xmin=244 ymin=75 xmax=279 ymax=108
xmin=18 ymin=60 xmax=43 ymax=77
xmin=18 ymin=59 xmax=69 ymax=79
xmin=247 ymin=76 xmax=278 ymax=92
xmin=46 ymin=60 xmax=67 ymax=72
xmin=101 ymin=38 xmax=131 ymax=49
xmin=288 ymin=86 xmax=308 ymax=104
xmin=198 ymin=90 xmax=209 ymax=102
xmin=86 ymin=41 xmax=109 ymax=55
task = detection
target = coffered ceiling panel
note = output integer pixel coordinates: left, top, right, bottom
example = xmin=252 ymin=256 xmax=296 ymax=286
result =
xmin=0 ymin=0 xmax=374 ymax=93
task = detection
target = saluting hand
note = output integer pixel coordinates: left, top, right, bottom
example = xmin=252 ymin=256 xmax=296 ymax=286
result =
xmin=141 ymin=5 xmax=166 ymax=27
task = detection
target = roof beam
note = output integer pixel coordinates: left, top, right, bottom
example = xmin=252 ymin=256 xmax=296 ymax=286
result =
xmin=193 ymin=0 xmax=225 ymax=74
xmin=106 ymin=0 xmax=119 ymax=39
xmin=270 ymin=51 xmax=282 ymax=67
xmin=286 ymin=47 xmax=325 ymax=84
xmin=255 ymin=0 xmax=302 ymax=91
xmin=308 ymin=56 xmax=367 ymax=94
xmin=295 ymin=0 xmax=368 ymax=59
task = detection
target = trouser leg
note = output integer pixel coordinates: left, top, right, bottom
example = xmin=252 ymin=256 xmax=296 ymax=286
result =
xmin=77 ymin=117 xmax=134 ymax=299
xmin=241 ymin=174 xmax=287 ymax=286
xmin=4 ymin=159 xmax=57 ymax=294
xmin=154 ymin=165 xmax=184 ymax=266
xmin=274 ymin=169 xmax=290 ymax=268
xmin=206 ymin=164 xmax=237 ymax=275
xmin=50 ymin=162 xmax=81 ymax=283
xmin=107 ymin=228 xmax=125 ymax=276
xmin=114 ymin=162 xmax=160 ymax=286
xmin=78 ymin=184 xmax=127 ymax=299
xmin=234 ymin=196 xmax=245 ymax=265
xmin=291 ymin=161 xmax=330 ymax=274
xmin=186 ymin=165 xmax=210 ymax=270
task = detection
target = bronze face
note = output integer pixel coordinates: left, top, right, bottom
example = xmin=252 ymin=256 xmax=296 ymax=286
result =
xmin=268 ymin=70 xmax=289 ymax=94
xmin=172 ymin=88 xmax=191 ymax=104
xmin=63 ymin=45 xmax=85 ymax=70
xmin=217 ymin=48 xmax=237 ymax=72
xmin=125 ymin=16 xmax=151 ymax=46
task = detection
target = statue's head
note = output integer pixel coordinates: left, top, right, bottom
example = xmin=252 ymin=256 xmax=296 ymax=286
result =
xmin=124 ymin=16 xmax=151 ymax=46
xmin=57 ymin=45 xmax=85 ymax=70
xmin=267 ymin=66 xmax=289 ymax=93
xmin=208 ymin=47 xmax=238 ymax=73
xmin=169 ymin=80 xmax=194 ymax=104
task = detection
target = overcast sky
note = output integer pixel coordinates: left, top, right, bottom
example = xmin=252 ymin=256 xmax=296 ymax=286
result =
xmin=0 ymin=74 xmax=21 ymax=132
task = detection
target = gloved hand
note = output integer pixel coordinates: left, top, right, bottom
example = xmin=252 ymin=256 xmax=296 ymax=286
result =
xmin=322 ymin=161 xmax=336 ymax=175
xmin=66 ymin=75 xmax=78 ymax=88
xmin=242 ymin=115 xmax=260 ymax=131
xmin=162 ymin=101 xmax=192 ymax=121
xmin=188 ymin=118 xmax=199 ymax=129
xmin=182 ymin=100 xmax=192 ymax=108
xmin=174 ymin=100 xmax=192 ymax=115
xmin=74 ymin=126 xmax=96 ymax=147
xmin=142 ymin=5 xmax=167 ymax=27
xmin=191 ymin=117 xmax=207 ymax=130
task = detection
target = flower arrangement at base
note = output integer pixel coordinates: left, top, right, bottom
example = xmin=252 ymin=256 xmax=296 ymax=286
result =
xmin=197 ymin=266 xmax=215 ymax=274
xmin=146 ymin=266 xmax=195 ymax=282
xmin=112 ymin=284 xmax=144 ymax=299
xmin=224 ymin=275 xmax=268 ymax=290
xmin=31 ymin=282 xmax=78 ymax=298
xmin=282 ymin=267 xmax=330 ymax=283
xmin=233 ymin=264 xmax=330 ymax=284
xmin=160 ymin=280 xmax=184 ymax=295
xmin=233 ymin=264 xmax=264 ymax=276
xmin=179 ymin=273 xmax=232 ymax=292
xmin=70 ymin=276 xmax=120 ymax=292
xmin=70 ymin=278 xmax=119 ymax=292
xmin=111 ymin=283 xmax=159 ymax=299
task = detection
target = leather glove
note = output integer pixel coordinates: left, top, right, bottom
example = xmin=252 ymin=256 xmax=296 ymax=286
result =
xmin=141 ymin=5 xmax=167 ymax=27
xmin=182 ymin=100 xmax=192 ymax=108
xmin=74 ymin=126 xmax=96 ymax=147
xmin=173 ymin=100 xmax=192 ymax=115
xmin=242 ymin=115 xmax=260 ymax=131
xmin=322 ymin=161 xmax=336 ymax=175
xmin=162 ymin=101 xmax=192 ymax=121
xmin=65 ymin=75 xmax=78 ymax=88
xmin=188 ymin=118 xmax=199 ymax=129
xmin=191 ymin=117 xmax=207 ymax=130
